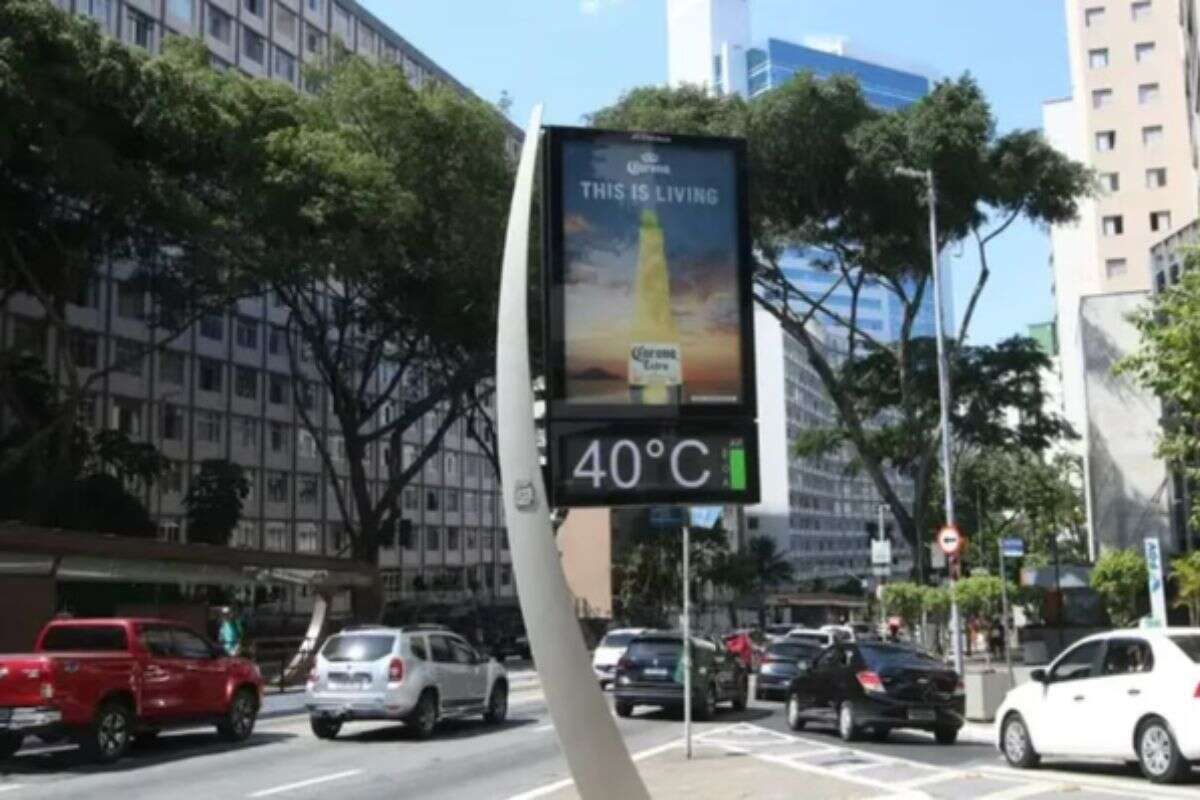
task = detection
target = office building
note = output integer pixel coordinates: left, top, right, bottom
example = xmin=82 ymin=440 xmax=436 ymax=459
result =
xmin=7 ymin=0 xmax=522 ymax=613
xmin=1043 ymin=0 xmax=1196 ymax=555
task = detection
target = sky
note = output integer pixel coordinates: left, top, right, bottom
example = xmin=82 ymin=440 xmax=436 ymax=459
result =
xmin=361 ymin=1 xmax=1073 ymax=345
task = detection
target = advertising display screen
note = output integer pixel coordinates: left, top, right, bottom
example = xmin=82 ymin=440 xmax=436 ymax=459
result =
xmin=543 ymin=127 xmax=759 ymax=507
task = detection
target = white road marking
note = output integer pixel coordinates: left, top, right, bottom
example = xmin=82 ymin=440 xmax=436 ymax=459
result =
xmin=504 ymin=737 xmax=690 ymax=799
xmin=532 ymin=723 xmax=555 ymax=732
xmin=970 ymin=783 xmax=1064 ymax=800
xmin=247 ymin=769 xmax=362 ymax=798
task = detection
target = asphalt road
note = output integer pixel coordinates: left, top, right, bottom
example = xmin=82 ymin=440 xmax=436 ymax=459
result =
xmin=2 ymin=684 xmax=1197 ymax=800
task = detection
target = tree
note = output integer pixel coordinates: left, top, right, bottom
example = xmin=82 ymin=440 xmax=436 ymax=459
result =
xmin=590 ymin=75 xmax=1088 ymax=582
xmin=1171 ymin=552 xmax=1200 ymax=625
xmin=881 ymin=582 xmax=925 ymax=628
xmin=184 ymin=460 xmax=251 ymax=546
xmin=239 ymin=51 xmax=511 ymax=618
xmin=952 ymin=575 xmax=1014 ymax=621
xmin=1091 ymin=549 xmax=1148 ymax=627
xmin=743 ymin=535 xmax=793 ymax=627
xmin=1118 ymin=258 xmax=1200 ymax=543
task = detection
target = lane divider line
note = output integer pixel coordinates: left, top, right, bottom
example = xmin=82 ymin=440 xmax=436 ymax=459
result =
xmin=505 ymin=737 xmax=688 ymax=800
xmin=247 ymin=769 xmax=363 ymax=798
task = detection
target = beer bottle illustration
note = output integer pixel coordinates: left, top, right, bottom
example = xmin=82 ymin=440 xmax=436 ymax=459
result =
xmin=629 ymin=209 xmax=682 ymax=405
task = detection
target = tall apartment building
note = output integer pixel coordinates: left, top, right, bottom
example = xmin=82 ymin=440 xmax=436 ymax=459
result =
xmin=1043 ymin=0 xmax=1196 ymax=555
xmin=8 ymin=0 xmax=521 ymax=613
xmin=667 ymin=0 xmax=933 ymax=581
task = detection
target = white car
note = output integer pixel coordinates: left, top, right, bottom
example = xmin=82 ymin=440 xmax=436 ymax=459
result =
xmin=786 ymin=628 xmax=834 ymax=647
xmin=306 ymin=624 xmax=508 ymax=740
xmin=996 ymin=628 xmax=1200 ymax=784
xmin=592 ymin=628 xmax=645 ymax=688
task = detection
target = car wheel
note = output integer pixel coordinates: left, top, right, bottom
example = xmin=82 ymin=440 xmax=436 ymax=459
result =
xmin=484 ymin=682 xmax=508 ymax=725
xmin=310 ymin=716 xmax=342 ymax=740
xmin=84 ymin=699 xmax=133 ymax=764
xmin=0 ymin=733 xmax=22 ymax=760
xmin=217 ymin=688 xmax=258 ymax=743
xmin=408 ymin=690 xmax=439 ymax=739
xmin=871 ymin=726 xmax=890 ymax=742
xmin=694 ymin=684 xmax=717 ymax=721
xmin=1001 ymin=713 xmax=1040 ymax=769
xmin=838 ymin=702 xmax=860 ymax=742
xmin=731 ymin=679 xmax=748 ymax=712
xmin=1136 ymin=717 xmax=1189 ymax=784
xmin=615 ymin=701 xmax=634 ymax=718
xmin=934 ymin=726 xmax=958 ymax=745
xmin=785 ymin=694 xmax=807 ymax=731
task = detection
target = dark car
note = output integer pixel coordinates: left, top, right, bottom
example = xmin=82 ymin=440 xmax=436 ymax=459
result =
xmin=756 ymin=640 xmax=822 ymax=701
xmin=785 ymin=642 xmax=964 ymax=744
xmin=614 ymin=632 xmax=748 ymax=720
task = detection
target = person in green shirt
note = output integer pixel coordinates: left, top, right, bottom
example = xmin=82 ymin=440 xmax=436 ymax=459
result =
xmin=218 ymin=607 xmax=243 ymax=656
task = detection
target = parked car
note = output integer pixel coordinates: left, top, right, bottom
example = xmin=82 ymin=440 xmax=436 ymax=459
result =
xmin=785 ymin=641 xmax=964 ymax=744
xmin=848 ymin=622 xmax=881 ymax=641
xmin=756 ymin=639 xmax=822 ymax=701
xmin=0 ymin=617 xmax=263 ymax=764
xmin=592 ymin=628 xmax=645 ymax=688
xmin=306 ymin=624 xmax=508 ymax=740
xmin=613 ymin=631 xmax=748 ymax=720
xmin=764 ymin=624 xmax=795 ymax=643
xmin=786 ymin=628 xmax=834 ymax=648
xmin=996 ymin=628 xmax=1200 ymax=784
xmin=820 ymin=625 xmax=856 ymax=643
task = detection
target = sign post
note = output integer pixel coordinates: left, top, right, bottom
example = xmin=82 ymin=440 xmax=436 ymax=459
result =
xmin=998 ymin=537 xmax=1023 ymax=685
xmin=937 ymin=525 xmax=965 ymax=672
xmin=1145 ymin=537 xmax=1168 ymax=627
xmin=682 ymin=522 xmax=692 ymax=759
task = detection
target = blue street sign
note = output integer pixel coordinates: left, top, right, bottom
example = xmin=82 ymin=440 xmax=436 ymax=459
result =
xmin=1000 ymin=538 xmax=1025 ymax=558
xmin=649 ymin=506 xmax=687 ymax=528
xmin=689 ymin=506 xmax=723 ymax=529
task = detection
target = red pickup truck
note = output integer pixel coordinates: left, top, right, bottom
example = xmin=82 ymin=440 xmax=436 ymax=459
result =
xmin=0 ymin=618 xmax=263 ymax=764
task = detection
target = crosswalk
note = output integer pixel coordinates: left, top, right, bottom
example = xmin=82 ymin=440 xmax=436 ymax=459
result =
xmin=692 ymin=723 xmax=1198 ymax=800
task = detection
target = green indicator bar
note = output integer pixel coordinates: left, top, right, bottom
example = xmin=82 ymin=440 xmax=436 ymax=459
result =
xmin=729 ymin=446 xmax=746 ymax=490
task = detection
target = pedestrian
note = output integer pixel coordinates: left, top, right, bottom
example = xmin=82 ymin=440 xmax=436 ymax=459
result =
xmin=218 ymin=607 xmax=243 ymax=656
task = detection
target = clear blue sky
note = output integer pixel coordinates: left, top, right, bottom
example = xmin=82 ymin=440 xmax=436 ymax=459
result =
xmin=361 ymin=1 xmax=1071 ymax=345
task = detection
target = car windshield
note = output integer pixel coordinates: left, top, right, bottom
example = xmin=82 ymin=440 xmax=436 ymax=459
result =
xmin=40 ymin=625 xmax=128 ymax=652
xmin=1169 ymin=634 xmax=1200 ymax=662
xmin=766 ymin=642 xmax=817 ymax=661
xmin=857 ymin=644 xmax=945 ymax=672
xmin=788 ymin=632 xmax=827 ymax=644
xmin=627 ymin=639 xmax=682 ymax=661
xmin=322 ymin=635 xmax=395 ymax=662
xmin=601 ymin=632 xmax=637 ymax=648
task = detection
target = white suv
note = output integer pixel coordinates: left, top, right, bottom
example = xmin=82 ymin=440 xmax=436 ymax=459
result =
xmin=306 ymin=625 xmax=509 ymax=739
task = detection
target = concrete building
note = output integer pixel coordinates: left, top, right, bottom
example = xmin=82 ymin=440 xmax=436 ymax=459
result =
xmin=8 ymin=0 xmax=522 ymax=616
xmin=1043 ymin=0 xmax=1199 ymax=555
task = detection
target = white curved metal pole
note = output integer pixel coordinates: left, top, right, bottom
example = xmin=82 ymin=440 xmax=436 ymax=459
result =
xmin=496 ymin=105 xmax=650 ymax=800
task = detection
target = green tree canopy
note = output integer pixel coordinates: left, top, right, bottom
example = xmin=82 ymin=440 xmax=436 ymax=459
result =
xmin=1090 ymin=549 xmax=1148 ymax=627
xmin=184 ymin=460 xmax=251 ymax=547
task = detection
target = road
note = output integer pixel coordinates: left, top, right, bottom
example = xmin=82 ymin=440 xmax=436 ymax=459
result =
xmin=1 ymin=680 xmax=1196 ymax=800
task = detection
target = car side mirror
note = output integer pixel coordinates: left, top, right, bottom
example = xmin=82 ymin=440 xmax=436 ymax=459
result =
xmin=1030 ymin=668 xmax=1048 ymax=684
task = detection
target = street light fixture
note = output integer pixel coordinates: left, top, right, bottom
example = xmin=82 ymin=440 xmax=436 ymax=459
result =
xmin=894 ymin=166 xmax=966 ymax=677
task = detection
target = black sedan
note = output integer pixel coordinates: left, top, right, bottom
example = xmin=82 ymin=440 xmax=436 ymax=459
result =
xmin=755 ymin=640 xmax=822 ymax=701
xmin=785 ymin=642 xmax=964 ymax=744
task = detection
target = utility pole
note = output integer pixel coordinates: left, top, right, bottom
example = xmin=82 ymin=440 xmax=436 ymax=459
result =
xmin=682 ymin=523 xmax=692 ymax=760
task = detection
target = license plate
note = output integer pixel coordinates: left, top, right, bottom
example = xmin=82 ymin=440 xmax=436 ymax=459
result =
xmin=907 ymin=708 xmax=936 ymax=722
xmin=643 ymin=668 xmax=669 ymax=678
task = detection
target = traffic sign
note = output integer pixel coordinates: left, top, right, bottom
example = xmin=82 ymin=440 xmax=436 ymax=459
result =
xmin=1000 ymin=538 xmax=1024 ymax=558
xmin=649 ymin=506 xmax=687 ymax=528
xmin=937 ymin=525 xmax=963 ymax=556
xmin=871 ymin=539 xmax=892 ymax=569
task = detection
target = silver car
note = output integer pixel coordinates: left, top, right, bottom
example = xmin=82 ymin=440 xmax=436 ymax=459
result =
xmin=305 ymin=625 xmax=509 ymax=739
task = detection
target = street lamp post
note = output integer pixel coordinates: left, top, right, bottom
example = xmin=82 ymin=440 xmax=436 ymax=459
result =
xmin=896 ymin=166 xmax=965 ymax=677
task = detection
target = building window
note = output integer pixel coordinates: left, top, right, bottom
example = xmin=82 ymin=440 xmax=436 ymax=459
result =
xmin=236 ymin=416 xmax=258 ymax=448
xmin=160 ymin=405 xmax=185 ymax=441
xmin=1100 ymin=172 xmax=1119 ymax=192
xmin=296 ymin=523 xmax=318 ymax=553
xmin=332 ymin=3 xmax=351 ymax=44
xmin=275 ymin=3 xmax=297 ymax=40
xmin=234 ymin=366 xmax=257 ymax=399
xmin=305 ymin=23 xmax=324 ymax=55
xmin=1105 ymin=258 xmax=1128 ymax=278
xmin=197 ymin=358 xmax=223 ymax=393
xmin=193 ymin=410 xmax=220 ymax=443
xmin=268 ymin=325 xmax=286 ymax=355
xmin=208 ymin=5 xmax=233 ymax=44
xmin=159 ymin=350 xmax=185 ymax=385
xmin=306 ymin=0 xmax=322 ymax=12
xmin=234 ymin=522 xmax=257 ymax=549
xmin=167 ymin=0 xmax=192 ymax=20
xmin=267 ymin=471 xmax=288 ymax=503
xmin=72 ymin=332 xmax=99 ymax=369
xmin=236 ymin=317 xmax=258 ymax=349
xmin=359 ymin=25 xmax=376 ymax=55
xmin=273 ymin=48 xmax=296 ymax=82
xmin=163 ymin=461 xmax=185 ymax=494
xmin=465 ymin=490 xmax=477 ymax=512
xmin=1091 ymin=89 xmax=1113 ymax=109
xmin=445 ymin=452 xmax=458 ymax=478
xmin=1142 ymin=125 xmax=1163 ymax=147
xmin=269 ymin=374 xmax=289 ymax=405
xmin=298 ymin=429 xmax=317 ymax=458
xmin=270 ymin=421 xmax=289 ymax=453
xmin=447 ymin=526 xmax=459 ymax=551
xmin=127 ymin=8 xmax=154 ymax=50
xmin=1131 ymin=1 xmax=1151 ymax=21
xmin=1150 ymin=210 xmax=1172 ymax=232
xmin=244 ymin=0 xmax=263 ymax=17
xmin=1088 ymin=48 xmax=1109 ymax=68
xmin=298 ymin=381 xmax=316 ymax=410
xmin=445 ymin=489 xmax=459 ymax=512
xmin=79 ymin=0 xmax=113 ymax=28
xmin=426 ymin=527 xmax=440 ymax=551
xmin=1138 ymin=83 xmax=1160 ymax=104
xmin=426 ymin=489 xmax=440 ymax=511
xmin=1084 ymin=6 xmax=1105 ymax=25
xmin=114 ymin=338 xmax=144 ymax=377
xmin=298 ymin=476 xmax=318 ymax=506
xmin=265 ymin=523 xmax=287 ymax=551
xmin=1095 ymin=130 xmax=1116 ymax=151
xmin=199 ymin=314 xmax=224 ymax=341
xmin=403 ymin=487 xmax=418 ymax=510
xmin=400 ymin=523 xmax=415 ymax=549
xmin=72 ymin=276 xmax=100 ymax=309
xmin=110 ymin=398 xmax=143 ymax=437
xmin=1135 ymin=41 xmax=1155 ymax=61
xmin=1101 ymin=215 xmax=1124 ymax=236
xmin=1146 ymin=167 xmax=1167 ymax=188
xmin=116 ymin=281 xmax=144 ymax=319
xmin=329 ymin=435 xmax=345 ymax=461
xmin=157 ymin=519 xmax=181 ymax=544
xmin=243 ymin=29 xmax=266 ymax=64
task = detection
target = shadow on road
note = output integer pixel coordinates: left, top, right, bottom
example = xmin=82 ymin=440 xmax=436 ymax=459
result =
xmin=335 ymin=715 xmax=539 ymax=743
xmin=1030 ymin=759 xmax=1199 ymax=785
xmin=2 ymin=731 xmax=296 ymax=777
xmin=625 ymin=707 xmax=775 ymax=724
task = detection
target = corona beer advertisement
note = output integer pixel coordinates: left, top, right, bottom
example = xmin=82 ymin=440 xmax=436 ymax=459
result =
xmin=556 ymin=135 xmax=746 ymax=409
